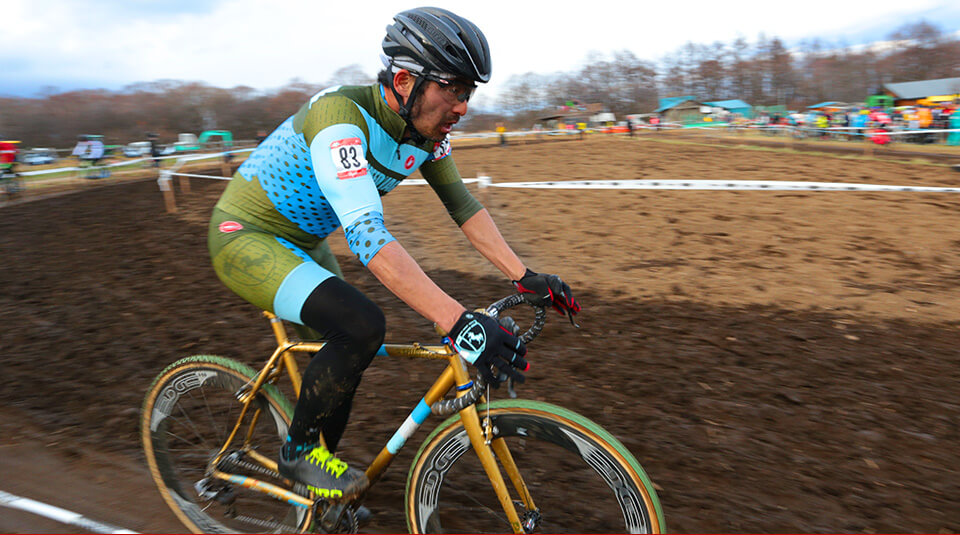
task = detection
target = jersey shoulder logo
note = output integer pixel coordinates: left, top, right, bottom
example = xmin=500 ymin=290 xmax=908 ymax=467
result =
xmin=218 ymin=221 xmax=244 ymax=233
xmin=432 ymin=136 xmax=452 ymax=161
xmin=330 ymin=137 xmax=367 ymax=179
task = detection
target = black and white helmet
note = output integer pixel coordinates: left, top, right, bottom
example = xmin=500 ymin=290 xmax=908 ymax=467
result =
xmin=382 ymin=7 xmax=491 ymax=84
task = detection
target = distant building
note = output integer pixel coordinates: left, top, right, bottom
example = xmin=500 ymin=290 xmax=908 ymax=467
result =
xmin=655 ymin=96 xmax=753 ymax=123
xmin=704 ymin=99 xmax=753 ymax=118
xmin=538 ymin=102 xmax=606 ymax=129
xmin=655 ymin=96 xmax=705 ymax=124
xmin=882 ymin=77 xmax=960 ymax=107
xmin=806 ymin=101 xmax=849 ymax=111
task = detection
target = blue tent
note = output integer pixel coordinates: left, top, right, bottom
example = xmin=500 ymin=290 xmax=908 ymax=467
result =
xmin=655 ymin=96 xmax=698 ymax=113
xmin=807 ymin=101 xmax=846 ymax=109
xmin=704 ymin=99 xmax=753 ymax=117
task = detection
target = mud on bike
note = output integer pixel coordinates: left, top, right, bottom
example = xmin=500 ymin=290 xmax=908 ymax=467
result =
xmin=141 ymin=295 xmax=664 ymax=533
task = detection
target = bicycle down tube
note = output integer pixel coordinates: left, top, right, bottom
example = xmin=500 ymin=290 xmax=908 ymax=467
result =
xmin=216 ymin=311 xmax=533 ymax=533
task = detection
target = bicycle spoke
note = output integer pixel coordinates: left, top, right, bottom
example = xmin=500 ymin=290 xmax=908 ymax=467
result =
xmin=443 ymin=477 xmax=511 ymax=525
xmin=143 ymin=360 xmax=298 ymax=534
xmin=196 ymin=382 xmax=232 ymax=442
xmin=407 ymin=403 xmax=660 ymax=534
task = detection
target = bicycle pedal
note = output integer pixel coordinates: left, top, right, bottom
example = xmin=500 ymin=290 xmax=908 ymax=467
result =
xmin=194 ymin=477 xmax=237 ymax=505
xmin=318 ymin=503 xmax=367 ymax=533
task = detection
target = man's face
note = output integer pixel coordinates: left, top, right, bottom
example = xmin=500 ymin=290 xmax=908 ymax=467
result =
xmin=409 ymin=78 xmax=472 ymax=141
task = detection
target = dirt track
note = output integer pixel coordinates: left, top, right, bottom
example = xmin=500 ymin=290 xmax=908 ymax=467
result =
xmin=1 ymin=136 xmax=959 ymax=533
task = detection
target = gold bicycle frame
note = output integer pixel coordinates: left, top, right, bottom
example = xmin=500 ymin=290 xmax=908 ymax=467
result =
xmin=207 ymin=311 xmax=535 ymax=533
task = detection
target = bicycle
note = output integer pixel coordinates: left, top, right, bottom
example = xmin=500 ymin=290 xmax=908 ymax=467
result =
xmin=140 ymin=295 xmax=664 ymax=533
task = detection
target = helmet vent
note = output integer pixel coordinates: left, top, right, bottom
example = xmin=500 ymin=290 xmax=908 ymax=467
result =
xmin=408 ymin=13 xmax=429 ymax=26
xmin=384 ymin=7 xmax=491 ymax=83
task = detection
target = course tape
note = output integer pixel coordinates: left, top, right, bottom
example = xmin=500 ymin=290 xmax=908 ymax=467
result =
xmin=0 ymin=490 xmax=138 ymax=534
xmin=488 ymin=179 xmax=960 ymax=193
xmin=19 ymin=148 xmax=254 ymax=177
xmin=161 ymin=173 xmax=960 ymax=193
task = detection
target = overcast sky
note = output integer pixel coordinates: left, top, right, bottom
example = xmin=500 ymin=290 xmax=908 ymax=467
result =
xmin=2 ymin=0 xmax=959 ymax=101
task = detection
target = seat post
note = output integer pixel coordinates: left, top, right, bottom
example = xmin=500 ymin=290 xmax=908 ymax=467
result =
xmin=263 ymin=311 xmax=290 ymax=345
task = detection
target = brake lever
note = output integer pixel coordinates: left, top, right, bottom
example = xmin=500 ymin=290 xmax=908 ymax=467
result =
xmin=567 ymin=311 xmax=580 ymax=329
xmin=494 ymin=372 xmax=519 ymax=399
xmin=506 ymin=377 xmax=518 ymax=399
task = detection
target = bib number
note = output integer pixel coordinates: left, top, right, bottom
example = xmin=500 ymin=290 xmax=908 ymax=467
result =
xmin=330 ymin=138 xmax=367 ymax=179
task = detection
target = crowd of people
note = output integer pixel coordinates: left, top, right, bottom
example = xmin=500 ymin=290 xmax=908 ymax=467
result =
xmin=751 ymin=104 xmax=960 ymax=145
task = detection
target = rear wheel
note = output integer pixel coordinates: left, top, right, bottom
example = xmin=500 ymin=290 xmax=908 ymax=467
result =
xmin=405 ymin=400 xmax=664 ymax=533
xmin=141 ymin=355 xmax=305 ymax=533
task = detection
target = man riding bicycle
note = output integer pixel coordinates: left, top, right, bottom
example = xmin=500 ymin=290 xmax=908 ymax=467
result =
xmin=208 ymin=7 xmax=580 ymax=502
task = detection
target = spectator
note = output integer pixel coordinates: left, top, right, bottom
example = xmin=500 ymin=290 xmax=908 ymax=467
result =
xmin=917 ymin=106 xmax=933 ymax=144
xmin=948 ymin=107 xmax=960 ymax=147
xmin=148 ymin=132 xmax=161 ymax=168
xmin=815 ymin=112 xmax=829 ymax=139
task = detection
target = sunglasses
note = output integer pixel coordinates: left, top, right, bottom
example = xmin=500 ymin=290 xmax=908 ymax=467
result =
xmin=423 ymin=74 xmax=476 ymax=103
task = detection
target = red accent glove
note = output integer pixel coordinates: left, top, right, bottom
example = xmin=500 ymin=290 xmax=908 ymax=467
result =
xmin=513 ymin=269 xmax=581 ymax=316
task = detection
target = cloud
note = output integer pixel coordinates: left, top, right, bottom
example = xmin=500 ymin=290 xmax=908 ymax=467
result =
xmin=1 ymin=0 xmax=958 ymax=97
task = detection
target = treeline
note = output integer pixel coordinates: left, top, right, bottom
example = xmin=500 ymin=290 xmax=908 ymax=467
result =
xmin=0 ymin=65 xmax=374 ymax=149
xmin=490 ymin=20 xmax=959 ymax=126
xmin=2 ymin=21 xmax=957 ymax=148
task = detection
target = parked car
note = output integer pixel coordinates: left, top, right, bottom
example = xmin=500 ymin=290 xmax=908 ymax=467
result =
xmin=22 ymin=148 xmax=57 ymax=165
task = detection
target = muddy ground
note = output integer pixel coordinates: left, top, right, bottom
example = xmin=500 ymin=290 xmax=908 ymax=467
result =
xmin=1 ymin=135 xmax=959 ymax=533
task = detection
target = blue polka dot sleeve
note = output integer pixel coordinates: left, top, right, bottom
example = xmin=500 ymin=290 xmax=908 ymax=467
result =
xmin=344 ymin=211 xmax=396 ymax=265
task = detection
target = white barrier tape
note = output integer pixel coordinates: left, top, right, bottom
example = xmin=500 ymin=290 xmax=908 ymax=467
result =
xmin=158 ymin=172 xmax=959 ymax=193
xmin=166 ymin=172 xmax=232 ymax=180
xmin=174 ymin=148 xmax=254 ymax=163
xmin=696 ymin=124 xmax=960 ymax=137
xmin=399 ymin=178 xmax=479 ymax=186
xmin=17 ymin=149 xmax=254 ymax=177
xmin=163 ymin=173 xmax=488 ymax=185
xmin=157 ymin=171 xmax=173 ymax=191
xmin=19 ymin=160 xmax=144 ymax=176
xmin=0 ymin=490 xmax=138 ymax=534
xmin=489 ymin=179 xmax=960 ymax=193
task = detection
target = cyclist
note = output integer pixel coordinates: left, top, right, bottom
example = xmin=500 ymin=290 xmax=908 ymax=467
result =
xmin=207 ymin=7 xmax=580 ymax=501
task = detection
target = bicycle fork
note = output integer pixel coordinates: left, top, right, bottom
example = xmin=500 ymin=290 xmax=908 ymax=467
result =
xmin=366 ymin=353 xmax=540 ymax=533
xmin=449 ymin=357 xmax=538 ymax=533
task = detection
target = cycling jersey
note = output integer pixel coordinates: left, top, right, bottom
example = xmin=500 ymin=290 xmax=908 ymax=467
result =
xmin=210 ymin=83 xmax=482 ymax=325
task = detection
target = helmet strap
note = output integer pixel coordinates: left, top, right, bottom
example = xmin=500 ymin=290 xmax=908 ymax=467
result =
xmin=390 ymin=75 xmax=430 ymax=145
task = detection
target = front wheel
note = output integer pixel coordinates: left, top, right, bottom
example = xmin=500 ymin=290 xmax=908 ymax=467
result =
xmin=141 ymin=355 xmax=302 ymax=533
xmin=405 ymin=400 xmax=664 ymax=533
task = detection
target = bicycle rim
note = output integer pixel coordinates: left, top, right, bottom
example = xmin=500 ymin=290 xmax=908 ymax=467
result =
xmin=406 ymin=400 xmax=664 ymax=534
xmin=141 ymin=355 xmax=303 ymax=534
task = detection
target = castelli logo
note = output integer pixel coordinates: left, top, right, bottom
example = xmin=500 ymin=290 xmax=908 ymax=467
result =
xmin=219 ymin=221 xmax=243 ymax=233
xmin=404 ymin=155 xmax=415 ymax=169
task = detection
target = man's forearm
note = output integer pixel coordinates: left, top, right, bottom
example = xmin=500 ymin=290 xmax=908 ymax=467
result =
xmin=459 ymin=209 xmax=526 ymax=280
xmin=366 ymin=240 xmax=465 ymax=333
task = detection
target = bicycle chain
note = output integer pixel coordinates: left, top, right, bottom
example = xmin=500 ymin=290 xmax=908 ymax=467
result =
xmin=218 ymin=451 xmax=282 ymax=480
xmin=232 ymin=513 xmax=298 ymax=532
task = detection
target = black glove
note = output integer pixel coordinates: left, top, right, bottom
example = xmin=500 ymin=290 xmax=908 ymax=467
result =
xmin=513 ymin=269 xmax=581 ymax=316
xmin=446 ymin=311 xmax=528 ymax=387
